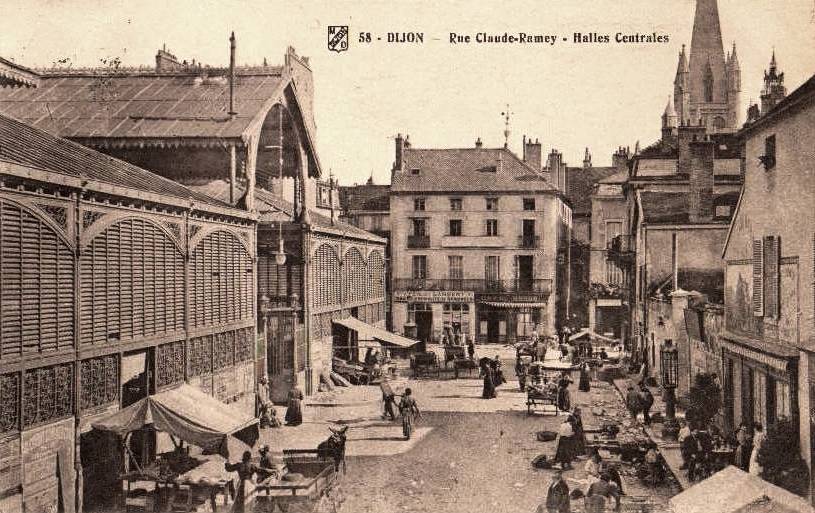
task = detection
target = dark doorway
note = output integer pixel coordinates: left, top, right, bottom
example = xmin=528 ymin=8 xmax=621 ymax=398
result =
xmin=724 ymin=359 xmax=735 ymax=432
xmin=416 ymin=311 xmax=433 ymax=345
xmin=522 ymin=219 xmax=536 ymax=240
xmin=487 ymin=315 xmax=500 ymax=343
xmin=121 ymin=350 xmax=153 ymax=472
xmin=742 ymin=366 xmax=754 ymax=425
xmin=518 ymin=255 xmax=534 ymax=291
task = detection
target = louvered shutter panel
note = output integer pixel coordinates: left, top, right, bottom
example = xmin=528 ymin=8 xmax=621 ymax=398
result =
xmin=763 ymin=236 xmax=780 ymax=319
xmin=752 ymin=239 xmax=764 ymax=317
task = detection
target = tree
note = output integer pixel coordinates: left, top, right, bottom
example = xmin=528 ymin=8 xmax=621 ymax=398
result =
xmin=686 ymin=372 xmax=721 ymax=429
xmin=758 ymin=418 xmax=810 ymax=497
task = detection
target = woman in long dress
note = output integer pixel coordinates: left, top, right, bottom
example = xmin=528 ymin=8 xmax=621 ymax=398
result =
xmin=285 ymin=384 xmax=304 ymax=426
xmin=733 ymin=422 xmax=753 ymax=471
xmin=749 ymin=422 xmax=765 ymax=476
xmin=554 ymin=416 xmax=575 ymax=469
xmin=578 ymin=363 xmax=591 ymax=392
xmin=482 ymin=365 xmax=496 ymax=399
xmin=571 ymin=408 xmax=586 ymax=457
xmin=557 ymin=373 xmax=572 ymax=412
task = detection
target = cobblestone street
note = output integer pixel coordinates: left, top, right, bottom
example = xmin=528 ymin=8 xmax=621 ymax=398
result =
xmin=262 ymin=348 xmax=680 ymax=513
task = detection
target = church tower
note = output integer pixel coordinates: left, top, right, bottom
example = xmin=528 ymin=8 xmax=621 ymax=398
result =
xmin=662 ymin=96 xmax=679 ymax=143
xmin=760 ymin=51 xmax=786 ymax=114
xmin=673 ymin=45 xmax=690 ymax=125
xmin=669 ymin=0 xmax=740 ymax=133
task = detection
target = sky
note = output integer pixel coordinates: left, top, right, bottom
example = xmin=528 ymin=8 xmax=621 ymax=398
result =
xmin=2 ymin=0 xmax=814 ymax=186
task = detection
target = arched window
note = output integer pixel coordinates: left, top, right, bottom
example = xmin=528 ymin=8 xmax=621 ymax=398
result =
xmin=191 ymin=230 xmax=253 ymax=327
xmin=81 ymin=217 xmax=184 ymax=344
xmin=713 ymin=116 xmax=726 ymax=130
xmin=313 ymin=244 xmax=341 ymax=307
xmin=704 ymin=73 xmax=714 ymax=102
xmin=1 ymin=200 xmax=75 ymax=355
xmin=343 ymin=247 xmax=366 ymax=302
xmin=368 ymin=251 xmax=385 ymax=299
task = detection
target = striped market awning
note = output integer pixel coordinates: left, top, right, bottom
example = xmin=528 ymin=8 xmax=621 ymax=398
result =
xmin=720 ymin=331 xmax=798 ymax=372
xmin=482 ymin=302 xmax=547 ymax=309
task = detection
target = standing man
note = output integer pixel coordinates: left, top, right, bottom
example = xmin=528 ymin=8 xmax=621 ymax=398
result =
xmin=625 ymin=386 xmax=642 ymax=421
xmin=540 ymin=470 xmax=570 ymax=513
xmin=639 ymin=385 xmax=654 ymax=425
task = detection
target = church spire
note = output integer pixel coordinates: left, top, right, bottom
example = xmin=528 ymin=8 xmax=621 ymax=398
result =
xmin=688 ymin=0 xmax=727 ymax=106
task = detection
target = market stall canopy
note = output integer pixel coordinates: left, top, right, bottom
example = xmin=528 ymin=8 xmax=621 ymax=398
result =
xmin=669 ymin=466 xmax=813 ymax=513
xmin=91 ymin=384 xmax=259 ymax=458
xmin=333 ymin=317 xmax=418 ymax=348
xmin=568 ymin=329 xmax=618 ymax=344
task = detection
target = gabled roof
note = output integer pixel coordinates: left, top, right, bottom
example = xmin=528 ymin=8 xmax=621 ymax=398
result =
xmin=338 ymin=184 xmax=390 ymax=212
xmin=391 ymin=147 xmax=558 ymax=194
xmin=190 ymin=181 xmax=384 ymax=243
xmin=565 ymin=166 xmax=620 ymax=214
xmin=0 ymin=68 xmax=285 ymax=142
xmin=0 ymin=113 xmax=239 ymax=213
xmin=597 ymin=169 xmax=629 ymax=185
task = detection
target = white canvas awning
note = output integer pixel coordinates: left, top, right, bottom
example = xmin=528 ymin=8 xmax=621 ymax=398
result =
xmin=333 ymin=317 xmax=418 ymax=348
xmin=669 ymin=466 xmax=813 ymax=513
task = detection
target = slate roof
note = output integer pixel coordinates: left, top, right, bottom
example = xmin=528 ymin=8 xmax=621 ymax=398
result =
xmin=0 ymin=113 xmax=236 ymax=211
xmin=189 ymin=180 xmax=384 ymax=243
xmin=565 ymin=166 xmax=620 ymax=215
xmin=391 ymin=147 xmax=558 ymax=193
xmin=0 ymin=68 xmax=285 ymax=141
xmin=338 ymin=184 xmax=390 ymax=211
xmin=639 ymin=190 xmax=739 ymax=224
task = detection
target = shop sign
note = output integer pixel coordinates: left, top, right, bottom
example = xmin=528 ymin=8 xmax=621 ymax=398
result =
xmin=393 ymin=290 xmax=474 ymax=303
xmin=477 ymin=294 xmax=546 ymax=303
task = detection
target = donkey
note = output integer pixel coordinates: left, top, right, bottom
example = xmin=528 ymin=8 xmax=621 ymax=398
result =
xmin=317 ymin=425 xmax=348 ymax=474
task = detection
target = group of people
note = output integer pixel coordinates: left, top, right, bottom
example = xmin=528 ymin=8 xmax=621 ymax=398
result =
xmin=542 ymin=450 xmax=624 ymax=513
xmin=624 ymin=384 xmax=655 ymax=425
xmin=380 ymin=379 xmax=423 ymax=439
xmin=256 ymin=376 xmax=304 ymax=428
xmin=678 ymin=419 xmax=766 ymax=481
xmin=481 ymin=355 xmax=508 ymax=399
xmin=223 ymin=445 xmax=279 ymax=513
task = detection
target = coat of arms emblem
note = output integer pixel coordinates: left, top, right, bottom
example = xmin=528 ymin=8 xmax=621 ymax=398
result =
xmin=328 ymin=26 xmax=349 ymax=52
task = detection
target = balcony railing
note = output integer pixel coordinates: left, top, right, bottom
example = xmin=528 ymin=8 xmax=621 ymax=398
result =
xmin=407 ymin=235 xmax=430 ymax=248
xmin=394 ymin=278 xmax=552 ymax=294
xmin=607 ymin=234 xmax=634 ymax=253
xmin=519 ymin=235 xmax=540 ymax=248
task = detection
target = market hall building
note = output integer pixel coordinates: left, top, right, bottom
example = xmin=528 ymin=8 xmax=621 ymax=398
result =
xmin=0 ymin=42 xmax=388 ymax=398
xmin=389 ymin=135 xmax=572 ymax=345
xmin=0 ymin=114 xmax=257 ymax=513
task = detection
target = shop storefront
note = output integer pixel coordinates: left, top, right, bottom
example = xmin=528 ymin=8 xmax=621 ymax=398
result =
xmin=720 ymin=333 xmax=798 ymax=433
xmin=392 ymin=291 xmax=476 ymax=344
xmin=475 ymin=298 xmax=547 ymax=344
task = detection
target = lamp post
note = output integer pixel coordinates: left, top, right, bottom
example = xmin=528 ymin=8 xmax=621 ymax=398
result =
xmin=660 ymin=339 xmax=680 ymax=440
xmin=259 ymin=294 xmax=271 ymax=381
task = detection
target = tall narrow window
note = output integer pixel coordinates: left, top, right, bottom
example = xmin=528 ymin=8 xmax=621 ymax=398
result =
xmin=763 ymin=135 xmax=776 ymax=169
xmin=449 ymin=219 xmax=462 ymax=236
xmin=412 ymin=256 xmax=427 ymax=280
xmin=485 ymin=256 xmax=500 ymax=288
xmin=485 ymin=219 xmax=498 ymax=236
xmin=412 ymin=218 xmax=427 ymax=236
xmin=450 ymin=198 xmax=462 ymax=211
xmin=414 ymin=197 xmax=426 ymax=211
xmin=485 ymin=197 xmax=498 ymax=211
xmin=448 ymin=256 xmax=463 ymax=280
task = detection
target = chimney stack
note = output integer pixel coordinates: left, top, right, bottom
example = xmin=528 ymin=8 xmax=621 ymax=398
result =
xmin=475 ymin=137 xmax=483 ymax=148
xmin=547 ymin=149 xmax=565 ymax=191
xmin=523 ymin=136 xmax=543 ymax=171
xmin=688 ymin=138 xmax=715 ymax=223
xmin=394 ymin=133 xmax=406 ymax=174
xmin=583 ymin=147 xmax=592 ymax=169
xmin=228 ymin=32 xmax=237 ymax=117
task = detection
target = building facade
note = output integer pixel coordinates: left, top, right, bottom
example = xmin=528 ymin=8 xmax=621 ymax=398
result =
xmin=566 ymin=147 xmax=629 ymax=330
xmin=722 ymin=73 xmax=814 ymax=497
xmin=0 ymin=114 xmax=256 ymax=513
xmin=390 ymin=135 xmax=571 ymax=344
xmin=588 ymin=169 xmax=632 ymax=339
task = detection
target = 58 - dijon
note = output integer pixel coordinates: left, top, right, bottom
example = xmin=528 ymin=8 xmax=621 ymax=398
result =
xmin=358 ymin=32 xmax=425 ymax=44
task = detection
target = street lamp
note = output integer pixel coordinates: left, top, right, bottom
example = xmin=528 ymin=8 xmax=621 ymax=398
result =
xmin=660 ymin=339 xmax=680 ymax=440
